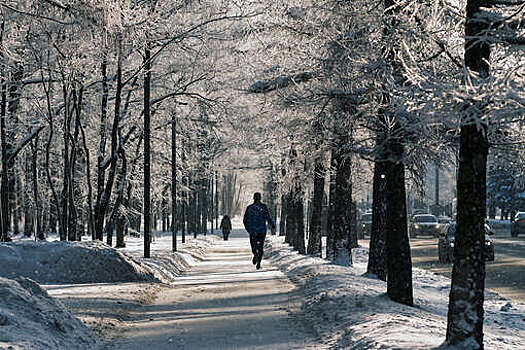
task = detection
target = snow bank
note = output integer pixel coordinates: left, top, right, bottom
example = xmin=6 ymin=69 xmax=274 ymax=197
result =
xmin=0 ymin=277 xmax=99 ymax=350
xmin=123 ymin=236 xmax=217 ymax=283
xmin=0 ymin=240 xmax=158 ymax=284
xmin=265 ymin=237 xmax=524 ymax=349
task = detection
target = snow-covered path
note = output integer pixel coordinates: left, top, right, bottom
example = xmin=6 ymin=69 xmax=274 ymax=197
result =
xmin=109 ymin=230 xmax=320 ymax=349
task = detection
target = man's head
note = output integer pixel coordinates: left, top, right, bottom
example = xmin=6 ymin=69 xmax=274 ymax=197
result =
xmin=253 ymin=192 xmax=262 ymax=202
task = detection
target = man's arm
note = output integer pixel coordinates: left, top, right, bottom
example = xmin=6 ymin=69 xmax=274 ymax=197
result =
xmin=243 ymin=206 xmax=250 ymax=232
xmin=265 ymin=206 xmax=276 ymax=233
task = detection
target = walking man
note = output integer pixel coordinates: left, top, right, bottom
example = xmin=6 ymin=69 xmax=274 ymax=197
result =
xmin=243 ymin=192 xmax=276 ymax=269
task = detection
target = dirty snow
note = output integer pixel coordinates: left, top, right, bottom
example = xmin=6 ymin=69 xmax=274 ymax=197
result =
xmin=0 ymin=277 xmax=99 ymax=350
xmin=266 ymin=236 xmax=525 ymax=349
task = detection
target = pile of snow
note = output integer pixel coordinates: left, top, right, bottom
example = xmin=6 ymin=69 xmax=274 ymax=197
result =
xmin=123 ymin=235 xmax=218 ymax=283
xmin=266 ymin=236 xmax=525 ymax=349
xmin=0 ymin=277 xmax=99 ymax=349
xmin=0 ymin=240 xmax=158 ymax=284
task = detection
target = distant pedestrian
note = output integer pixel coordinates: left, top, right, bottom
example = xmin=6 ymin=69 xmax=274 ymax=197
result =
xmin=220 ymin=215 xmax=232 ymax=241
xmin=243 ymin=192 xmax=276 ymax=269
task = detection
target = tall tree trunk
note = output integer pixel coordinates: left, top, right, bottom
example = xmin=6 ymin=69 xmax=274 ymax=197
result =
xmin=113 ymin=145 xmax=127 ymax=248
xmin=31 ymin=138 xmax=43 ymax=240
xmin=61 ymin=83 xmax=70 ymax=241
xmin=200 ymin=177 xmax=208 ymax=235
xmin=307 ymin=158 xmax=325 ymax=256
xmin=332 ymin=132 xmax=353 ymax=266
xmin=384 ymin=124 xmax=412 ymax=306
xmin=0 ymin=77 xmax=8 ymax=241
xmin=68 ymin=87 xmax=82 ymax=241
xmin=95 ymin=55 xmax=108 ymax=241
xmin=181 ymin=146 xmax=187 ymax=244
xmin=285 ymin=192 xmax=296 ymax=246
xmin=24 ymin=151 xmax=34 ymax=236
xmin=381 ymin=0 xmax=413 ymax=307
xmin=326 ymin=150 xmax=336 ymax=260
xmin=294 ymin=182 xmax=305 ymax=254
xmin=79 ymin=112 xmax=94 ymax=240
xmin=279 ymin=194 xmax=286 ymax=236
xmin=446 ymin=1 xmax=490 ymax=346
xmin=171 ymin=111 xmax=177 ymax=252
xmin=7 ymin=63 xmax=24 ymax=237
xmin=214 ymin=171 xmax=218 ymax=232
xmin=367 ymin=159 xmax=387 ymax=281
xmin=43 ymin=81 xmax=61 ymax=238
xmin=143 ymin=42 xmax=151 ymax=258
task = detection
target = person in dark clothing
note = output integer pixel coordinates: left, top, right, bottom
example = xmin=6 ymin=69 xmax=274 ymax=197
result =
xmin=220 ymin=215 xmax=232 ymax=241
xmin=243 ymin=192 xmax=276 ymax=269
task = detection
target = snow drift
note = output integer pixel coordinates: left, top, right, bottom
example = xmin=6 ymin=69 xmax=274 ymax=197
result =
xmin=265 ymin=237 xmax=524 ymax=349
xmin=0 ymin=277 xmax=99 ymax=349
xmin=0 ymin=240 xmax=158 ymax=284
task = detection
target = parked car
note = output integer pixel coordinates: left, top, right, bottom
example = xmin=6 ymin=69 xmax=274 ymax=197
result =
xmin=360 ymin=213 xmax=372 ymax=238
xmin=437 ymin=216 xmax=452 ymax=234
xmin=438 ymin=222 xmax=495 ymax=263
xmin=511 ymin=212 xmax=525 ymax=237
xmin=410 ymin=209 xmax=428 ymax=222
xmin=410 ymin=214 xmax=440 ymax=238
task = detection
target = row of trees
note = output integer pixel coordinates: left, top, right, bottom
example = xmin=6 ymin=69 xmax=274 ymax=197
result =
xmin=0 ymin=0 xmax=253 ymax=252
xmin=2 ymin=0 xmax=525 ymax=348
xmin=239 ymin=1 xmax=524 ymax=349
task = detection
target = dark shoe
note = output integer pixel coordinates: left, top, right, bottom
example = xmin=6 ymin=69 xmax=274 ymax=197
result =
xmin=256 ymin=261 xmax=261 ymax=269
xmin=252 ymin=255 xmax=257 ymax=265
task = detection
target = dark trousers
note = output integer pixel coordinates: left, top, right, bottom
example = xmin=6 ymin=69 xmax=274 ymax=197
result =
xmin=222 ymin=229 xmax=230 ymax=240
xmin=249 ymin=232 xmax=266 ymax=258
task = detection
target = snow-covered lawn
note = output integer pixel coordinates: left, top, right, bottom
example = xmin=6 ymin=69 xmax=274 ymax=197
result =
xmin=265 ymin=236 xmax=525 ymax=349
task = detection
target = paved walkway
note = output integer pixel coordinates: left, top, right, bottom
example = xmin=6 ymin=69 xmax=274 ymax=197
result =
xmin=110 ymin=230 xmax=318 ymax=349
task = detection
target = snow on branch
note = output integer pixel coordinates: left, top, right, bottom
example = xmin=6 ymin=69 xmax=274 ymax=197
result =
xmin=484 ymin=0 xmax=525 ymax=6
xmin=248 ymin=72 xmax=314 ymax=93
xmin=6 ymin=125 xmax=45 ymax=164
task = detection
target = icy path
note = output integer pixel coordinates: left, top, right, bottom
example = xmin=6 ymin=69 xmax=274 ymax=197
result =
xmin=109 ymin=231 xmax=319 ymax=350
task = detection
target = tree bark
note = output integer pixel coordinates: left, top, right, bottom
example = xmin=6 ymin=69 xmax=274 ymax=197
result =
xmin=331 ymin=133 xmax=353 ymax=266
xmin=143 ymin=42 xmax=151 ymax=258
xmin=294 ymin=182 xmax=305 ymax=254
xmin=279 ymin=194 xmax=286 ymax=236
xmin=1 ymin=77 xmax=8 ymax=241
xmin=171 ymin=111 xmax=177 ymax=252
xmin=367 ymin=160 xmax=387 ymax=281
xmin=307 ymin=158 xmax=325 ymax=256
xmin=285 ymin=192 xmax=296 ymax=246
xmin=326 ymin=150 xmax=336 ymax=260
xmin=31 ymin=137 xmax=43 ymax=240
xmin=94 ymin=55 xmax=108 ymax=241
xmin=446 ymin=1 xmax=490 ymax=346
xmin=384 ymin=124 xmax=413 ymax=306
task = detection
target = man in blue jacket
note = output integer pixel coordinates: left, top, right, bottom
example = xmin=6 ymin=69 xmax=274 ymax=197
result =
xmin=243 ymin=192 xmax=276 ymax=269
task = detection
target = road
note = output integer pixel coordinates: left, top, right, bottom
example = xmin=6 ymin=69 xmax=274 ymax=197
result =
xmin=362 ymin=231 xmax=525 ymax=302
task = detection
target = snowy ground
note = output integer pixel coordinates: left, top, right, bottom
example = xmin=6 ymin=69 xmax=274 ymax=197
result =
xmin=0 ymin=277 xmax=99 ymax=350
xmin=265 ymin=236 xmax=525 ymax=349
xmin=3 ymin=220 xmax=524 ymax=349
xmin=0 ymin=231 xmax=215 ymax=349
